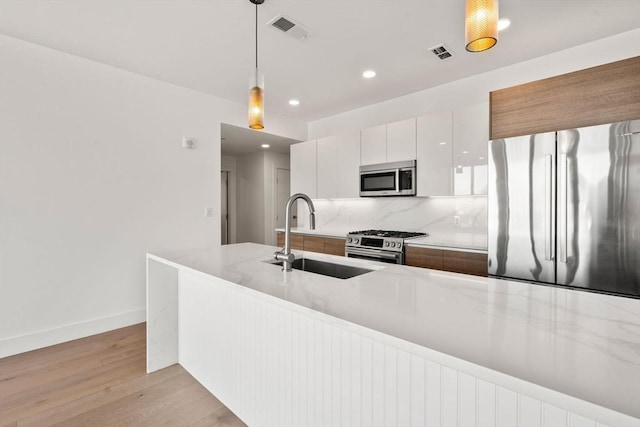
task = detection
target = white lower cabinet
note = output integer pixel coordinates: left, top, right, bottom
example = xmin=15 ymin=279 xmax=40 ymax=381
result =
xmin=177 ymin=270 xmax=614 ymax=427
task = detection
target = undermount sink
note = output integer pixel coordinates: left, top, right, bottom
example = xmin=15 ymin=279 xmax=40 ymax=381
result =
xmin=265 ymin=257 xmax=373 ymax=279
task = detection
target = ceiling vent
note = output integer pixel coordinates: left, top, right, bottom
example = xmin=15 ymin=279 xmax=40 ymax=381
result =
xmin=267 ymin=14 xmax=312 ymax=40
xmin=428 ymin=44 xmax=453 ymax=60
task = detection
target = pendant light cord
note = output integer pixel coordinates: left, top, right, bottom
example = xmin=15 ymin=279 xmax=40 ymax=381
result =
xmin=255 ymin=2 xmax=258 ymax=69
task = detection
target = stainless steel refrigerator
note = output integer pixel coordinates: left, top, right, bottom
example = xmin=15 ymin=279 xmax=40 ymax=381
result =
xmin=488 ymin=119 xmax=640 ymax=297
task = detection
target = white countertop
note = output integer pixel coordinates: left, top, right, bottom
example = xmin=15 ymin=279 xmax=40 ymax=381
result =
xmin=149 ymin=243 xmax=640 ymax=418
xmin=406 ymin=232 xmax=488 ymax=252
xmin=275 ymin=227 xmax=349 ymax=239
xmin=276 ymin=228 xmax=488 ymax=252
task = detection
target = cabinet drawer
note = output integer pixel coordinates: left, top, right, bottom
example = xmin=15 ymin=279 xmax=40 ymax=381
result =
xmin=405 ymin=246 xmax=444 ymax=269
xmin=324 ymin=238 xmax=346 ymax=256
xmin=443 ymin=250 xmax=487 ymax=277
xmin=303 ymin=236 xmax=325 ymax=253
xmin=276 ymin=232 xmax=304 ymax=250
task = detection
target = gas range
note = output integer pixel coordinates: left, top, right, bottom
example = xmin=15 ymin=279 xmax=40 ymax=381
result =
xmin=345 ymin=229 xmax=427 ymax=264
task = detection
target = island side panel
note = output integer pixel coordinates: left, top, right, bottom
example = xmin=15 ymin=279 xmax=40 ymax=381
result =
xmin=146 ymin=257 xmax=179 ymax=373
xmin=175 ymin=268 xmax=632 ymax=427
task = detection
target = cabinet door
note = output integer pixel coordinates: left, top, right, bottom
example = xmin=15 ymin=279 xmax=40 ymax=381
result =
xmin=417 ymin=111 xmax=453 ymax=196
xmin=337 ymin=130 xmax=361 ymax=198
xmin=453 ymin=102 xmax=489 ymax=195
xmin=443 ymin=250 xmax=487 ymax=277
xmin=405 ymin=246 xmax=444 ymax=269
xmin=360 ymin=124 xmax=387 ymax=165
xmin=386 ymin=118 xmax=417 ymax=162
xmin=324 ymin=237 xmax=346 ymax=256
xmin=290 ymin=139 xmax=317 ymax=198
xmin=303 ymin=236 xmax=325 ymax=253
xmin=316 ymin=135 xmax=338 ymax=198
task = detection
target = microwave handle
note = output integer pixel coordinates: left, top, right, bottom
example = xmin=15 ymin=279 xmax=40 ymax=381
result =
xmin=395 ymin=169 xmax=400 ymax=192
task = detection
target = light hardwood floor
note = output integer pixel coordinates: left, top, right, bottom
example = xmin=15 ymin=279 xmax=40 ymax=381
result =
xmin=0 ymin=323 xmax=247 ymax=427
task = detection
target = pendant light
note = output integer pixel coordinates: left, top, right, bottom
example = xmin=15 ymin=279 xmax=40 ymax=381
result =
xmin=248 ymin=0 xmax=265 ymax=129
xmin=465 ymin=0 xmax=498 ymax=52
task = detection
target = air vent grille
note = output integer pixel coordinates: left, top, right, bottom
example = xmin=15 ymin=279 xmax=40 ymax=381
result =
xmin=272 ymin=17 xmax=295 ymax=32
xmin=428 ymin=44 xmax=453 ymax=60
xmin=267 ymin=14 xmax=312 ymax=40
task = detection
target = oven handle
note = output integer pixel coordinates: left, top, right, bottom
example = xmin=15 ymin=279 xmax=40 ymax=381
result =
xmin=360 ymin=168 xmax=399 ymax=176
xmin=395 ymin=168 xmax=400 ymax=192
xmin=345 ymin=246 xmax=401 ymax=261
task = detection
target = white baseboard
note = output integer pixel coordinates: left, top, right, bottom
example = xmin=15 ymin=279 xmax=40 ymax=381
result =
xmin=0 ymin=308 xmax=146 ymax=358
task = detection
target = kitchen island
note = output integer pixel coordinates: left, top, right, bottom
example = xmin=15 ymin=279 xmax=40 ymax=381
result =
xmin=147 ymin=243 xmax=639 ymax=427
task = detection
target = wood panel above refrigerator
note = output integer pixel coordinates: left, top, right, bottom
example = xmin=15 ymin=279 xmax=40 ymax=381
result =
xmin=490 ymin=56 xmax=640 ymax=139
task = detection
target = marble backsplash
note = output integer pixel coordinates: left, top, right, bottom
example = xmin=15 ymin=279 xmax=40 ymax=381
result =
xmin=296 ymin=196 xmax=487 ymax=236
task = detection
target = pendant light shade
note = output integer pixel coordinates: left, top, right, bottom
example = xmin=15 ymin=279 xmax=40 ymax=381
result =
xmin=248 ymin=68 xmax=264 ymax=129
xmin=248 ymin=0 xmax=265 ymax=129
xmin=465 ymin=0 xmax=498 ymax=52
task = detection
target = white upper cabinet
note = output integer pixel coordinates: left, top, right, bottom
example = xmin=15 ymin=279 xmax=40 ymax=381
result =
xmin=452 ymin=102 xmax=489 ymax=196
xmin=290 ymin=139 xmax=317 ymax=198
xmin=360 ymin=124 xmax=386 ymax=165
xmin=361 ymin=119 xmax=416 ymax=165
xmin=316 ymin=135 xmax=338 ymax=198
xmin=337 ymin=130 xmax=361 ymax=198
xmin=386 ymin=118 xmax=417 ymax=163
xmin=417 ymin=111 xmax=453 ymax=196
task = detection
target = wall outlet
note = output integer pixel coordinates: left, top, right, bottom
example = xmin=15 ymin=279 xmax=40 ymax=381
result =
xmin=453 ymin=215 xmax=461 ymax=226
xmin=204 ymin=207 xmax=213 ymax=217
xmin=183 ymin=137 xmax=196 ymax=149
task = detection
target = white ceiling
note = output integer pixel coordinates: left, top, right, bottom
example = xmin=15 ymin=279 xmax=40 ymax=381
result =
xmin=1 ymin=1 xmax=639 ymax=123
xmin=221 ymin=123 xmax=300 ymax=156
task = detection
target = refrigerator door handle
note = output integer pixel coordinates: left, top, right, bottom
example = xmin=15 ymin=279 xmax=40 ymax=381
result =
xmin=544 ymin=154 xmax=554 ymax=261
xmin=558 ymin=153 xmax=568 ymax=263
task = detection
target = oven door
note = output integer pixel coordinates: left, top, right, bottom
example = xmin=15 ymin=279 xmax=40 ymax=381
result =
xmin=345 ymin=246 xmax=402 ymax=264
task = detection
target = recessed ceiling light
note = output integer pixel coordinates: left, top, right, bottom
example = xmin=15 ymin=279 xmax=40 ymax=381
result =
xmin=479 ymin=156 xmax=485 ymax=160
xmin=498 ymin=18 xmax=511 ymax=31
xmin=439 ymin=142 xmax=447 ymax=145
xmin=462 ymin=150 xmax=469 ymax=154
xmin=261 ymin=144 xmax=270 ymax=148
xmin=362 ymin=70 xmax=376 ymax=79
xmin=289 ymin=99 xmax=300 ymax=106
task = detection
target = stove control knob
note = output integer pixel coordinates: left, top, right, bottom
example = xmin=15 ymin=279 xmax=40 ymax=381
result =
xmin=347 ymin=238 xmax=352 ymax=243
xmin=389 ymin=242 xmax=395 ymax=248
xmin=354 ymin=239 xmax=359 ymax=244
xmin=385 ymin=241 xmax=390 ymax=247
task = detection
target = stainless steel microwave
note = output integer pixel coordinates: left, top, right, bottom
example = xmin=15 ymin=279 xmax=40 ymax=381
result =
xmin=359 ymin=160 xmax=416 ymax=197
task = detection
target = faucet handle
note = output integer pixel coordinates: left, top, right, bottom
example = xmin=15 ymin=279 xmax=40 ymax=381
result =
xmin=274 ymin=251 xmax=295 ymax=264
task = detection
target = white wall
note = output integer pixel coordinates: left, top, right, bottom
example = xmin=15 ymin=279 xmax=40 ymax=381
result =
xmin=309 ymin=29 xmax=640 ymax=138
xmin=0 ymin=35 xmax=305 ymax=357
xmin=221 ymin=155 xmax=237 ymax=244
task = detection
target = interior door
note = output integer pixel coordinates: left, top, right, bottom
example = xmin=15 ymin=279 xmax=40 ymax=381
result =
xmin=221 ymin=171 xmax=229 ymax=245
xmin=488 ymin=132 xmax=556 ymax=283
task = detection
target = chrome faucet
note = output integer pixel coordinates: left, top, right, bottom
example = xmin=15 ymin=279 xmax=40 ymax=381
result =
xmin=274 ymin=193 xmax=316 ymax=271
